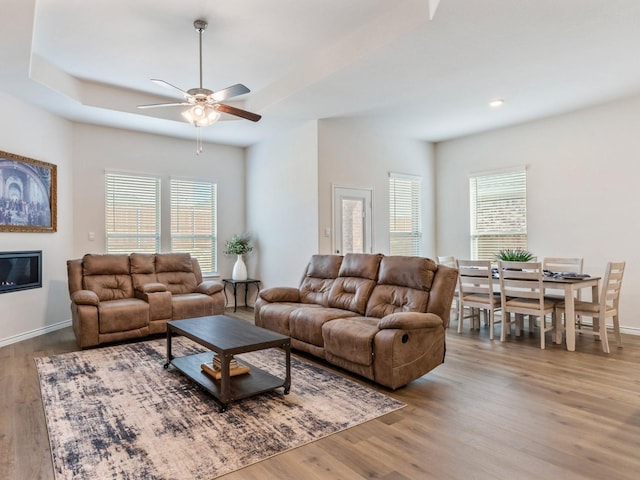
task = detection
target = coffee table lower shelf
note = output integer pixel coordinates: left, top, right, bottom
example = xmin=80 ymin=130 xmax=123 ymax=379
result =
xmin=168 ymin=351 xmax=289 ymax=412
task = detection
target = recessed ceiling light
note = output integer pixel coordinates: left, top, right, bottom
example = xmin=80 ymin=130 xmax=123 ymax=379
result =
xmin=489 ymin=99 xmax=505 ymax=108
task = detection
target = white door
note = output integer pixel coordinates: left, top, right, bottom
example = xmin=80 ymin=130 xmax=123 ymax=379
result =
xmin=332 ymin=186 xmax=373 ymax=255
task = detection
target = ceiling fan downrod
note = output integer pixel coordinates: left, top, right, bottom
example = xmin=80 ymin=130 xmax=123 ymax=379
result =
xmin=194 ymin=19 xmax=207 ymax=90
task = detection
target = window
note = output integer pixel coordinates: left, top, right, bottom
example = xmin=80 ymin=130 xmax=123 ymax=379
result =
xmin=389 ymin=172 xmax=422 ymax=256
xmin=170 ymin=179 xmax=217 ymax=274
xmin=469 ymin=168 xmax=527 ymax=260
xmin=104 ymin=173 xmax=218 ymax=275
xmin=105 ymin=173 xmax=160 ymax=254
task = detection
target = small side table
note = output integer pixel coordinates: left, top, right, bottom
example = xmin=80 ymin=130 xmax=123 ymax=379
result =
xmin=222 ymin=278 xmax=261 ymax=312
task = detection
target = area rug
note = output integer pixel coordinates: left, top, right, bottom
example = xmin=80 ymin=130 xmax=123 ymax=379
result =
xmin=35 ymin=337 xmax=405 ymax=480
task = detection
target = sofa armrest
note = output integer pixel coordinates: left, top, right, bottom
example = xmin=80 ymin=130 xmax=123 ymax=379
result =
xmin=70 ymin=290 xmax=100 ymax=306
xmin=196 ymin=280 xmax=224 ymax=295
xmin=137 ymin=282 xmax=167 ymax=294
xmin=259 ymin=287 xmax=300 ymax=303
xmin=378 ymin=312 xmax=443 ymax=330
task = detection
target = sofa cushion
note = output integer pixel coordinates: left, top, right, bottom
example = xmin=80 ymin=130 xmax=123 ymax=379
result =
xmin=328 ymin=277 xmax=376 ymax=315
xmin=377 ymin=255 xmax=436 ymax=290
xmin=338 ymin=253 xmax=382 ymax=280
xmin=98 ymin=299 xmax=148 ymax=333
xmin=306 ymin=254 xmax=343 ymax=278
xmin=155 ymin=253 xmax=198 ymax=294
xmin=257 ymin=303 xmax=320 ymax=336
xmin=155 ymin=253 xmax=193 ymax=273
xmin=82 ymin=254 xmax=135 ymax=301
xmin=130 ymin=253 xmax=158 ymax=290
xmin=289 ymin=307 xmax=358 ymax=347
xmin=322 ymin=317 xmax=379 ymax=366
xmin=366 ymin=285 xmax=429 ymax=318
xmin=84 ymin=274 xmax=134 ymax=301
xmin=83 ymin=254 xmax=130 ymax=275
xmin=299 ymin=277 xmax=335 ymax=306
xmin=171 ymin=293 xmax=215 ymax=320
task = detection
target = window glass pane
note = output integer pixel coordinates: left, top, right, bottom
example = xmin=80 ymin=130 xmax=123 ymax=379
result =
xmin=389 ymin=173 xmax=422 ymax=256
xmin=170 ymin=179 xmax=217 ymax=274
xmin=341 ymin=198 xmax=364 ymax=254
xmin=105 ymin=173 xmax=160 ymax=254
xmin=469 ymin=169 xmax=527 ymax=260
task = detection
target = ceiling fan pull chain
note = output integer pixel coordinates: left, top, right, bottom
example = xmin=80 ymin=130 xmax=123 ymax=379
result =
xmin=196 ymin=126 xmax=203 ymax=155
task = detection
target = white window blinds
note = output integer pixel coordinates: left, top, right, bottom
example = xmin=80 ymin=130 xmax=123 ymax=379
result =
xmin=170 ymin=179 xmax=217 ymax=274
xmin=105 ymin=173 xmax=161 ymax=254
xmin=389 ymin=172 xmax=422 ymax=256
xmin=470 ymin=168 xmax=527 ymax=260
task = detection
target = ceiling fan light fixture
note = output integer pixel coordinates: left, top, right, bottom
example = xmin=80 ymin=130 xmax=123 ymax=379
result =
xmin=181 ymin=105 xmax=220 ymax=127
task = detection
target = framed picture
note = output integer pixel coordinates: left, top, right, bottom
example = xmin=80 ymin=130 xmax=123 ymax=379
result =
xmin=0 ymin=150 xmax=57 ymax=233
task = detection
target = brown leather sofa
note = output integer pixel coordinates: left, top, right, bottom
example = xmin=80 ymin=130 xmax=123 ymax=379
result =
xmin=254 ymin=253 xmax=458 ymax=389
xmin=67 ymin=253 xmax=225 ymax=348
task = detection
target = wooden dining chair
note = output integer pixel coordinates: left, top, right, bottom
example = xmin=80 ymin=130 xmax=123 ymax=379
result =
xmin=542 ymin=257 xmax=584 ymax=275
xmin=555 ymin=261 xmax=625 ymax=354
xmin=456 ymin=260 xmax=501 ymax=339
xmin=542 ymin=257 xmax=584 ymax=328
xmin=498 ymin=261 xmax=560 ymax=349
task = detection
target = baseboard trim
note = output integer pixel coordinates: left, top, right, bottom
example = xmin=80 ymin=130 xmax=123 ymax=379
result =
xmin=0 ymin=319 xmax=72 ymax=349
xmin=620 ymin=326 xmax=640 ymax=336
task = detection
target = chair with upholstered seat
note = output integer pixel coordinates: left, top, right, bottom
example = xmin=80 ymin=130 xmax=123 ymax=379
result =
xmin=498 ymin=261 xmax=560 ymax=349
xmin=556 ymin=261 xmax=625 ymax=353
xmin=456 ymin=260 xmax=501 ymax=340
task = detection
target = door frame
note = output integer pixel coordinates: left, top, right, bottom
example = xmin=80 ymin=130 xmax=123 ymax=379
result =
xmin=331 ymin=184 xmax=374 ymax=255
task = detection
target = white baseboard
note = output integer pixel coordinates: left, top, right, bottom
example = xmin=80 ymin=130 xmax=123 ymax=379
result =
xmin=0 ymin=319 xmax=72 ymax=349
xmin=620 ymin=326 xmax=640 ymax=336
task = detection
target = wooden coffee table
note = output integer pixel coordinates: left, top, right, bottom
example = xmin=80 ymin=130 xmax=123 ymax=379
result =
xmin=164 ymin=315 xmax=291 ymax=412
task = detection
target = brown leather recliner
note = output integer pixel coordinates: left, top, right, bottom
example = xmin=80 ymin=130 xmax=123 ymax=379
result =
xmin=255 ymin=253 xmax=458 ymax=389
xmin=67 ymin=252 xmax=224 ymax=348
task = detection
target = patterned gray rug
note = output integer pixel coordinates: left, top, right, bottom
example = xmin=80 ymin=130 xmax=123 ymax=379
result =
xmin=35 ymin=337 xmax=405 ymax=480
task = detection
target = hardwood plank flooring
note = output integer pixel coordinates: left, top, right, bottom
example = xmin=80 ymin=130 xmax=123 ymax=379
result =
xmin=1 ymin=308 xmax=638 ymax=480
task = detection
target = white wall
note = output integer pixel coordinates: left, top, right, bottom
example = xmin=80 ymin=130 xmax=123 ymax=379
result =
xmin=436 ymin=94 xmax=640 ymax=333
xmin=246 ymin=121 xmax=319 ymax=289
xmin=71 ymin=124 xmax=246 ymax=278
xmin=318 ymin=117 xmax=436 ymax=257
xmin=0 ymin=92 xmax=74 ymax=346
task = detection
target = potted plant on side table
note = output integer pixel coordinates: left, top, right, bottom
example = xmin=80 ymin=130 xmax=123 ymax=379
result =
xmin=224 ymin=233 xmax=253 ymax=281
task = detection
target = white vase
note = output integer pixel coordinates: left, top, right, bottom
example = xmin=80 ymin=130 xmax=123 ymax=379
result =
xmin=232 ymin=254 xmax=248 ymax=281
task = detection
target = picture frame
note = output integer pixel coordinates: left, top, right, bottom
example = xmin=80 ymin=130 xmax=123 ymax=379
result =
xmin=0 ymin=150 xmax=57 ymax=233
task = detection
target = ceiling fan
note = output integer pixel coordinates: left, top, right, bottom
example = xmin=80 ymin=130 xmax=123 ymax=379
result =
xmin=137 ymin=19 xmax=261 ymax=153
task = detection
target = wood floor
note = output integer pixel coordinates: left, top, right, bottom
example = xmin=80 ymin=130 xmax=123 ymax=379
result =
xmin=2 ymin=308 xmax=639 ymax=480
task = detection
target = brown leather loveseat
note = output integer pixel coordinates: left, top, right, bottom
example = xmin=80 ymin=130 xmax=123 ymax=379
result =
xmin=254 ymin=253 xmax=458 ymax=389
xmin=67 ymin=252 xmax=225 ymax=348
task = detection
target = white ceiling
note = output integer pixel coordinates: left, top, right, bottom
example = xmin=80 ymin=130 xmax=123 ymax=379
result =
xmin=2 ymin=0 xmax=640 ymax=147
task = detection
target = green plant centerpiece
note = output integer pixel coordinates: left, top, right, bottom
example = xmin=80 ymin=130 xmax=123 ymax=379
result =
xmin=495 ymin=248 xmax=534 ymax=262
xmin=224 ymin=233 xmax=253 ymax=256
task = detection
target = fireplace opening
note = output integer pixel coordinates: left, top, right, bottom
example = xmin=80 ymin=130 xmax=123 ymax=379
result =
xmin=0 ymin=250 xmax=42 ymax=294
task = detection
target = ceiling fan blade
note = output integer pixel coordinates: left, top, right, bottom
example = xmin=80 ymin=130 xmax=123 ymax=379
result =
xmin=137 ymin=102 xmax=190 ymax=109
xmin=151 ymin=79 xmax=191 ymax=98
xmin=215 ymin=104 xmax=262 ymax=122
xmin=211 ymin=84 xmax=250 ymax=102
